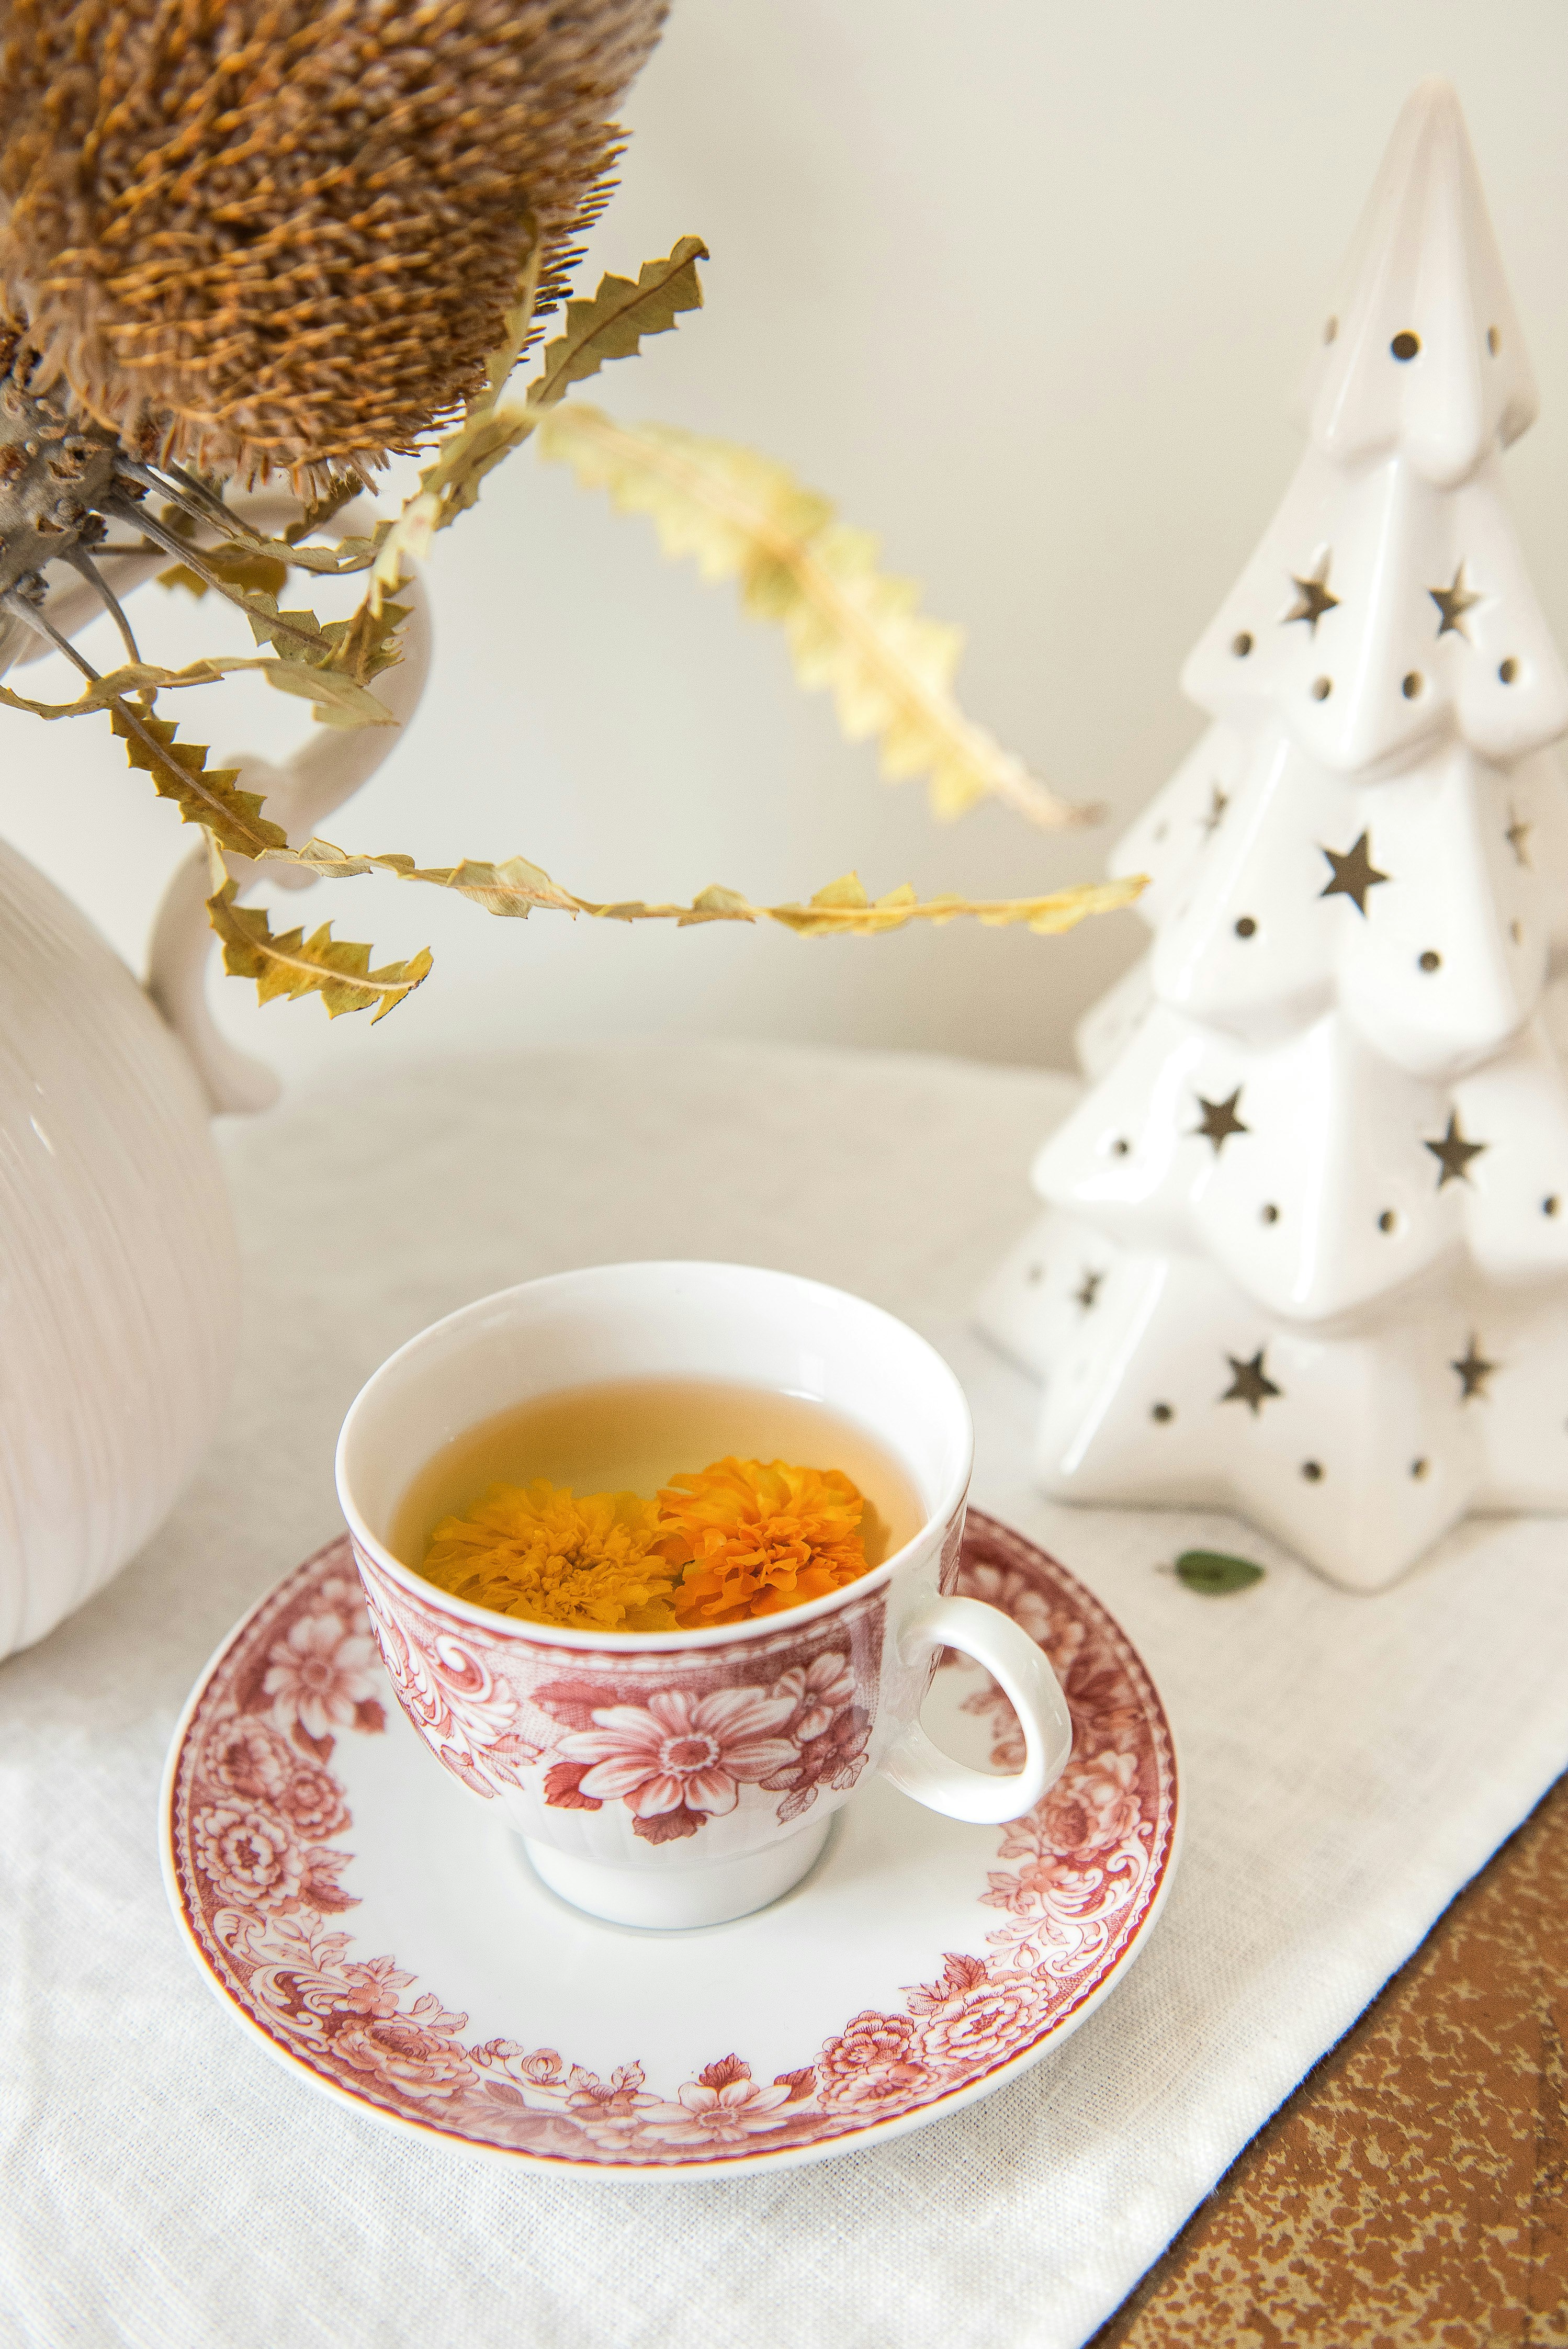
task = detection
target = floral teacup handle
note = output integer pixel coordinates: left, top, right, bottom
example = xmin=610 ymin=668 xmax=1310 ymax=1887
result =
xmin=882 ymin=1595 xmax=1074 ymax=1825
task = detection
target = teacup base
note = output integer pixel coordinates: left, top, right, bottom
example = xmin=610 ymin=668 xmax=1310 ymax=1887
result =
xmin=521 ymin=1816 xmax=833 ymax=1930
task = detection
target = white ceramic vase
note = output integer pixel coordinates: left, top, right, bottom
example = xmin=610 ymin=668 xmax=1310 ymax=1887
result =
xmin=0 ymin=537 xmax=431 ymax=1661
xmin=0 ymin=835 xmax=237 ymax=1657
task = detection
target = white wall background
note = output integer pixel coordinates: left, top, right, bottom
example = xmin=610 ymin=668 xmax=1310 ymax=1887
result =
xmin=4 ymin=0 xmax=1568 ymax=1094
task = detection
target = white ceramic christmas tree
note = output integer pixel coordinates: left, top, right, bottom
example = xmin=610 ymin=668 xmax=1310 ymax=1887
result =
xmin=980 ymin=80 xmax=1568 ymax=1590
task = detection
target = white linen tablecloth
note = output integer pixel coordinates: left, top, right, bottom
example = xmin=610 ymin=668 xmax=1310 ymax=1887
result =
xmin=4 ymin=1040 xmax=1567 ymax=2349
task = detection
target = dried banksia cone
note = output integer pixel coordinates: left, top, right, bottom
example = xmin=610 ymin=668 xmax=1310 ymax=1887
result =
xmin=0 ymin=0 xmax=668 ymax=486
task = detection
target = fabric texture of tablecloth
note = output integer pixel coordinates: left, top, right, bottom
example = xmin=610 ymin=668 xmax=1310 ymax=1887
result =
xmin=4 ymin=1040 xmax=1567 ymax=2349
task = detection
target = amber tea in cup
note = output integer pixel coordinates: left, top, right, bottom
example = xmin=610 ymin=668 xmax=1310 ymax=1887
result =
xmin=389 ymin=1376 xmax=926 ymax=1631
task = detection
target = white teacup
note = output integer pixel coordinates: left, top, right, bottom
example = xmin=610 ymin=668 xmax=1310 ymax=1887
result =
xmin=336 ymin=1262 xmax=1073 ymax=1928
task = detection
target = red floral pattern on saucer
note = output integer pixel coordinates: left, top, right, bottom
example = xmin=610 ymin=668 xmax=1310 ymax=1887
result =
xmin=164 ymin=1514 xmax=1178 ymax=2173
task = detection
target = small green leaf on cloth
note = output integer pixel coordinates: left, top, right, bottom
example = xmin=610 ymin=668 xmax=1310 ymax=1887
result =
xmin=1172 ymin=1549 xmax=1266 ymax=1596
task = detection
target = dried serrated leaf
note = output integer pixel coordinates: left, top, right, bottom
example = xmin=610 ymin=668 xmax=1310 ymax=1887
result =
xmin=0 ymin=651 xmax=393 ymax=729
xmin=156 ymin=562 xmax=210 ymax=598
xmin=530 ymin=236 xmax=707 ymax=411
xmin=364 ymin=234 xmax=709 ymax=615
xmin=765 ymin=872 xmax=1141 ymax=935
xmin=241 ymin=590 xmax=334 ymax=658
xmin=317 ymin=597 xmax=410 ymax=690
xmin=365 ymin=424 xmax=522 ymax=611
xmin=264 ymin=532 xmax=380 ymax=577
xmin=206 ymin=877 xmax=431 ymax=1021
xmin=112 ymin=707 xmax=287 ymax=858
xmin=159 ymin=545 xmax=290 ymax=598
xmin=262 ymin=661 xmax=397 ymax=726
xmin=537 ymin=406 xmax=1093 ymax=830
xmin=284 ymin=477 xmax=364 ymax=546
xmin=478 ymin=216 xmax=545 ymax=410
xmin=286 ymin=835 xmax=1143 ymax=936
xmin=1172 ymin=1550 xmax=1266 ymax=1596
xmin=290 ymin=841 xmax=589 ymax=915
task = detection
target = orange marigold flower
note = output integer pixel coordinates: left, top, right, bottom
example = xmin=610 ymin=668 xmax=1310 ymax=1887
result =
xmin=422 ymin=1480 xmax=679 ymax=1632
xmin=653 ymin=1459 xmax=870 ymax=1629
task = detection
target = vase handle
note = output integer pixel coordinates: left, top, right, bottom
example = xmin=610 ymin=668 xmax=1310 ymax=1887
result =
xmin=144 ymin=568 xmax=432 ymax=1114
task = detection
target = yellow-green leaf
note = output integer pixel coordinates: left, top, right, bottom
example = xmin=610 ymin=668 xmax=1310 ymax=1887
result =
xmin=536 ymin=406 xmax=1092 ymax=830
xmin=112 ymin=708 xmax=287 ymax=859
xmin=159 ymin=545 xmax=290 ymax=598
xmin=529 ymin=236 xmax=707 ymax=411
xmin=364 ymin=234 xmax=709 ymax=614
xmin=262 ymin=660 xmax=397 ymax=726
xmin=241 ymin=591 xmax=335 ymax=659
xmin=284 ymin=476 xmax=364 ymax=546
xmin=0 ymin=651 xmax=393 ymax=731
xmin=317 ymin=596 xmax=411 ymax=690
xmin=288 ymin=835 xmax=1143 ymax=936
xmin=206 ymin=878 xmax=431 ymax=1021
xmin=478 ymin=215 xmax=545 ymax=409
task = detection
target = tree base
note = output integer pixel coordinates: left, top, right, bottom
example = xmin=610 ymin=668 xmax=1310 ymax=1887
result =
xmin=978 ymin=1210 xmax=1568 ymax=1591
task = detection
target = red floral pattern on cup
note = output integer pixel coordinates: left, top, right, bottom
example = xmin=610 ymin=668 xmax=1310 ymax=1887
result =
xmin=551 ymin=1685 xmax=799 ymax=1843
xmin=354 ymin=1534 xmax=886 ymax=1846
xmin=167 ymin=1516 xmax=1177 ymax=2169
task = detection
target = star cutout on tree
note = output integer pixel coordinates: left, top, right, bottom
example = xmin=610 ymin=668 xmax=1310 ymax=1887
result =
xmin=1200 ymin=784 xmax=1229 ymax=838
xmin=1319 ymin=832 xmax=1391 ymax=916
xmin=1428 ymin=562 xmax=1483 ymax=640
xmin=1074 ymin=1269 xmax=1102 ymax=1311
xmin=1193 ymin=1088 xmax=1250 ymax=1153
xmin=1505 ymin=808 xmax=1532 ymax=867
xmin=1284 ymin=556 xmax=1340 ymax=634
xmin=1221 ymin=1349 xmax=1282 ymax=1414
xmin=1424 ymin=1112 xmax=1487 ymax=1189
xmin=1450 ymin=1335 xmax=1498 ymax=1401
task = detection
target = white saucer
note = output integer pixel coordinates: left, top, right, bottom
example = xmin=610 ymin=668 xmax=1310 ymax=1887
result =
xmin=162 ymin=1513 xmax=1179 ymax=2177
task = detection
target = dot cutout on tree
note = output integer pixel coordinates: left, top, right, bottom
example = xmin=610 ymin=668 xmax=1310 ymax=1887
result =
xmin=1424 ymin=1111 xmax=1488 ymax=1189
xmin=1220 ymin=1349 xmax=1282 ymax=1415
xmin=1378 ymin=1209 xmax=1397 ymax=1233
xmin=1510 ymin=919 xmax=1523 ymax=945
xmin=1320 ymin=833 xmax=1390 ymax=915
xmin=1391 ymin=330 xmax=1421 ymax=360
xmin=1301 ymin=1461 xmax=1324 ymax=1482
xmin=1260 ymin=1202 xmax=1280 ymax=1224
xmin=1418 ymin=949 xmax=1442 ymax=972
xmin=1411 ymin=1458 xmax=1429 ymax=1481
xmin=1232 ymin=632 xmax=1254 ymax=657
xmin=1429 ymin=563 xmax=1483 ymax=639
xmin=1193 ymin=1088 xmax=1250 ymax=1153
xmin=1201 ymin=785 xmax=1229 ymax=836
xmin=1311 ymin=676 xmax=1333 ymax=699
xmin=1487 ymin=326 xmax=1501 ymax=355
xmin=1074 ymin=1269 xmax=1102 ymax=1311
xmin=1111 ymin=1137 xmax=1131 ymax=1157
xmin=1543 ymin=1196 xmax=1561 ymax=1218
xmin=1234 ymin=916 xmax=1257 ymax=938
xmin=1500 ymin=657 xmax=1520 ymax=683
xmin=1151 ymin=1402 xmax=1174 ymax=1424
xmin=1324 ymin=317 xmax=1338 ymax=344
xmin=1402 ymin=672 xmax=1423 ymax=698
xmin=1505 ymin=810 xmax=1531 ymax=865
